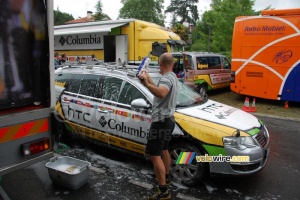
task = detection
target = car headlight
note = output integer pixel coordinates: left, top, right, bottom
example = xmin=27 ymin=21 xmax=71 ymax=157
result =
xmin=223 ymin=136 xmax=258 ymax=150
xmin=263 ymin=125 xmax=269 ymax=138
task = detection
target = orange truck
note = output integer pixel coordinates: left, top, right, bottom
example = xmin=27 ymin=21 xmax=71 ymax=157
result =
xmin=230 ymin=8 xmax=300 ymax=102
xmin=0 ymin=0 xmax=55 ymax=177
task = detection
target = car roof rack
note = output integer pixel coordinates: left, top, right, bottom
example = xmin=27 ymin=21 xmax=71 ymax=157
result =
xmin=55 ymin=58 xmax=160 ymax=78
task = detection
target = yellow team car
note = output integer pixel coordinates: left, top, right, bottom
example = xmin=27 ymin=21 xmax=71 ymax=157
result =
xmin=54 ymin=64 xmax=269 ymax=186
xmin=172 ymin=52 xmax=231 ymax=94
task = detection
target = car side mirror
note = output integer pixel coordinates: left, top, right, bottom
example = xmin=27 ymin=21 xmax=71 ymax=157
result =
xmin=131 ymin=98 xmax=150 ymax=109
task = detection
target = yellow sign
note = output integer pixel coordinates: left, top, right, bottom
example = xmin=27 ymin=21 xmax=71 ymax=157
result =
xmin=197 ymin=64 xmax=208 ymax=69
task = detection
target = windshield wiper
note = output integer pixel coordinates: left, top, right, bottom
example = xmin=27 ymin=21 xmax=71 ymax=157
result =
xmin=176 ymin=104 xmax=190 ymax=108
xmin=176 ymin=102 xmax=200 ymax=108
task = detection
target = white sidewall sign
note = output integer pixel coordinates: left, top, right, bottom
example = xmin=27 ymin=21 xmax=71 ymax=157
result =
xmin=54 ymin=33 xmax=107 ymax=50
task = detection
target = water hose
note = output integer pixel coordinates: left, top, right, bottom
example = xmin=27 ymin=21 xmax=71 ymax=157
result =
xmin=54 ymin=142 xmax=69 ymax=154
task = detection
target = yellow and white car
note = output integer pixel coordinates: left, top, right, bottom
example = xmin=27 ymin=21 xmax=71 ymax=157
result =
xmin=54 ymin=65 xmax=270 ymax=185
xmin=172 ymin=52 xmax=231 ymax=94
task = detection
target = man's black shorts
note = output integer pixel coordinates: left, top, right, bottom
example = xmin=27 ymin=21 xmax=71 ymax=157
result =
xmin=145 ymin=116 xmax=175 ymax=156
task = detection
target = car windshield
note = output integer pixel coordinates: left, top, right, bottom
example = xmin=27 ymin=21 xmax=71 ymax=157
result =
xmin=151 ymin=76 xmax=207 ymax=107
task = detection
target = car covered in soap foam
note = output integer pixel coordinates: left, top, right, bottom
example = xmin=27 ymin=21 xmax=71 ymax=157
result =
xmin=54 ymin=64 xmax=270 ymax=186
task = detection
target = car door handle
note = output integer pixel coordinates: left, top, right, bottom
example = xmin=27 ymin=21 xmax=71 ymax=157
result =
xmin=97 ymin=109 xmax=108 ymax=113
xmin=61 ymin=99 xmax=70 ymax=104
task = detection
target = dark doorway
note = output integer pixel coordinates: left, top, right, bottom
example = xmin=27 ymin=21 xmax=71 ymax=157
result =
xmin=104 ymin=35 xmax=116 ymax=62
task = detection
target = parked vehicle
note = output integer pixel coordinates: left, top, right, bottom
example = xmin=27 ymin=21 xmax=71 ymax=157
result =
xmin=54 ymin=61 xmax=269 ymax=185
xmin=231 ymin=8 xmax=300 ymax=102
xmin=54 ymin=19 xmax=186 ymax=65
xmin=0 ymin=0 xmax=55 ymax=176
xmin=172 ymin=52 xmax=231 ymax=94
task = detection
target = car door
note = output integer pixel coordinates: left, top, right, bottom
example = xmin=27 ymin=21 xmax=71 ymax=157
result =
xmin=89 ymin=75 xmax=123 ymax=138
xmin=220 ymin=56 xmax=231 ymax=84
xmin=206 ymin=56 xmax=223 ymax=85
xmin=183 ymin=54 xmax=195 ymax=88
xmin=60 ymin=74 xmax=83 ymax=125
xmin=76 ymin=74 xmax=102 ymax=129
xmin=61 ymin=74 xmax=101 ymax=129
xmin=101 ymin=76 xmax=151 ymax=154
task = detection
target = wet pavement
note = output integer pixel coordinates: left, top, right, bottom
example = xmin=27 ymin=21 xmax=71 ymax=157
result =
xmin=1 ymin=116 xmax=300 ymax=200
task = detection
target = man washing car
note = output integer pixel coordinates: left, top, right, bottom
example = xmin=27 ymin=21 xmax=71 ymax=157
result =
xmin=138 ymin=53 xmax=178 ymax=200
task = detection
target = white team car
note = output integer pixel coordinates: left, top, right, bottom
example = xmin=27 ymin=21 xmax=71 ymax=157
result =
xmin=54 ymin=65 xmax=270 ymax=185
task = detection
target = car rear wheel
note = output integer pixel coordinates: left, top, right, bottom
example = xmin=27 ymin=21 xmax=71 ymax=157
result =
xmin=169 ymin=142 xmax=206 ymax=186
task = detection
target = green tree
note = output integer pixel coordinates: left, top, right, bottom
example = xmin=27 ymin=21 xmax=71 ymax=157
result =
xmin=165 ymin=0 xmax=199 ymax=25
xmin=191 ymin=0 xmax=257 ymax=58
xmin=54 ymin=7 xmax=74 ymax=25
xmin=119 ymin=0 xmax=165 ymax=26
xmin=94 ymin=0 xmax=110 ymax=21
xmin=169 ymin=14 xmax=177 ymax=28
xmin=172 ymin=24 xmax=189 ymax=43
xmin=190 ymin=10 xmax=217 ymax=52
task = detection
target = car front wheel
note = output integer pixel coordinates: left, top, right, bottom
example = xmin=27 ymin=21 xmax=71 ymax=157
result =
xmin=169 ymin=142 xmax=206 ymax=186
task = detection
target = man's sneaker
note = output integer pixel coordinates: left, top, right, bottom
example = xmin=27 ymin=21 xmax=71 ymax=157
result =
xmin=148 ymin=187 xmax=171 ymax=200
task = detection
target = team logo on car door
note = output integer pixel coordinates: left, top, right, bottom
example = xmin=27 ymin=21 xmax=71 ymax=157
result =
xmin=99 ymin=116 xmax=107 ymax=127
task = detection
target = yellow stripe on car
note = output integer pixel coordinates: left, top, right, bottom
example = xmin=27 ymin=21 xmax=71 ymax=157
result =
xmin=66 ymin=121 xmax=145 ymax=155
xmin=174 ymin=112 xmax=248 ymax=146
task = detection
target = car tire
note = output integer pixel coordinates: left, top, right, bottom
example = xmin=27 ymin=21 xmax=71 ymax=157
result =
xmin=59 ymin=123 xmax=75 ymax=144
xmin=198 ymin=83 xmax=208 ymax=96
xmin=169 ymin=142 xmax=206 ymax=186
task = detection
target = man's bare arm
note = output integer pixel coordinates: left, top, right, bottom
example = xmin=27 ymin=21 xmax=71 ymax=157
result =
xmin=146 ymin=84 xmax=168 ymax=99
xmin=138 ymin=72 xmax=168 ymax=99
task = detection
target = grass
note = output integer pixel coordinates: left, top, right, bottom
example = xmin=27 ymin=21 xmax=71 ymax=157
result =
xmin=207 ymin=88 xmax=300 ymax=119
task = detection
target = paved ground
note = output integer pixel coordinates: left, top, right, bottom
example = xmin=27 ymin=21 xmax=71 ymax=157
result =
xmin=208 ymin=88 xmax=300 ymax=119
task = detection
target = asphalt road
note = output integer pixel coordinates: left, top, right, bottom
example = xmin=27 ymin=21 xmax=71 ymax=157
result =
xmin=1 ymin=115 xmax=300 ymax=200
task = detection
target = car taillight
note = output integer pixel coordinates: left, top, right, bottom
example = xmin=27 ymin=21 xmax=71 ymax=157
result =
xmin=22 ymin=138 xmax=50 ymax=156
xmin=231 ymin=71 xmax=235 ymax=83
